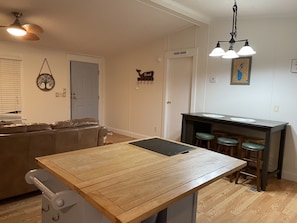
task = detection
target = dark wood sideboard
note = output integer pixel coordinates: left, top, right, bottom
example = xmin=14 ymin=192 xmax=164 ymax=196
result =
xmin=181 ymin=112 xmax=288 ymax=191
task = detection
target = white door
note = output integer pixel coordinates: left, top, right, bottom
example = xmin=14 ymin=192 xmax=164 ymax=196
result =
xmin=70 ymin=61 xmax=99 ymax=120
xmin=164 ymin=49 xmax=197 ymax=141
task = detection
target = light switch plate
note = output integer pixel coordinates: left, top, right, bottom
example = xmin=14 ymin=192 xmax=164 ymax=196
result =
xmin=291 ymin=59 xmax=297 ymax=73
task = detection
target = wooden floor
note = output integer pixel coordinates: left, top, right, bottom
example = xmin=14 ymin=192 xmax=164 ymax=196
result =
xmin=198 ymin=177 xmax=297 ymax=223
xmin=1 ymin=133 xmax=297 ymax=223
xmin=104 ymin=132 xmax=135 ymax=144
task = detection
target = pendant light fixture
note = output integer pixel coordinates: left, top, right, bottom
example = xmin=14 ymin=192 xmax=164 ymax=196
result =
xmin=209 ymin=0 xmax=256 ymax=59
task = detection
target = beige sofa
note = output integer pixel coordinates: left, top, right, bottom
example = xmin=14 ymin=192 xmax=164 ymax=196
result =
xmin=0 ymin=118 xmax=107 ymax=200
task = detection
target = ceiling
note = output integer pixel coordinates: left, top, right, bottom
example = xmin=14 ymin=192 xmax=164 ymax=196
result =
xmin=0 ymin=0 xmax=296 ymax=57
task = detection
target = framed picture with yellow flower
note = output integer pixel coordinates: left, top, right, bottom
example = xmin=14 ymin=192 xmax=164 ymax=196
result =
xmin=231 ymin=57 xmax=252 ymax=85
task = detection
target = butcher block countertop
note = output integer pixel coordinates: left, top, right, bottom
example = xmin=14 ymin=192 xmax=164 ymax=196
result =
xmin=36 ymin=137 xmax=246 ymax=223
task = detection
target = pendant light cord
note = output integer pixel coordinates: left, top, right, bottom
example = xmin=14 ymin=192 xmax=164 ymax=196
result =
xmin=231 ymin=0 xmax=237 ymax=38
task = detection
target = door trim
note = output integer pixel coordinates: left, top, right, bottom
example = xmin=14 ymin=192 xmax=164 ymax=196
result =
xmin=162 ymin=48 xmax=198 ymax=138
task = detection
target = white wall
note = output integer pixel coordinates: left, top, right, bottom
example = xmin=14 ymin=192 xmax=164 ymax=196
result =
xmin=206 ymin=17 xmax=297 ymax=181
xmin=0 ymin=42 xmax=103 ymax=124
xmin=105 ymin=25 xmax=208 ymax=138
xmin=105 ymin=39 xmax=165 ymax=138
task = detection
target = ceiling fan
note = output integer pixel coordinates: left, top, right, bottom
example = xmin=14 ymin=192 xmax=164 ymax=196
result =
xmin=1 ymin=12 xmax=43 ymax=41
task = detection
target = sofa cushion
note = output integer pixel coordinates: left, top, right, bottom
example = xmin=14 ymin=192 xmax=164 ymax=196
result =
xmin=51 ymin=118 xmax=98 ymax=129
xmin=51 ymin=120 xmax=72 ymax=129
xmin=0 ymin=124 xmax=27 ymax=133
xmin=27 ymin=123 xmax=52 ymax=132
xmin=71 ymin=118 xmax=98 ymax=127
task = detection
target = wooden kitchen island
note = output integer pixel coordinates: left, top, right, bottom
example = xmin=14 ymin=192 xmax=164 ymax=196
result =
xmin=33 ymin=137 xmax=246 ymax=223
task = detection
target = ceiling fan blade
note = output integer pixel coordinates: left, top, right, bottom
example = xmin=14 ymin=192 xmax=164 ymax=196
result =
xmin=21 ymin=32 xmax=40 ymax=41
xmin=22 ymin=24 xmax=43 ymax=34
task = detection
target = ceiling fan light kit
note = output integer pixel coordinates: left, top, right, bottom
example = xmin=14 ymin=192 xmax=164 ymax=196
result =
xmin=6 ymin=12 xmax=27 ymax=36
xmin=209 ymin=0 xmax=256 ymax=59
xmin=2 ymin=11 xmax=43 ymax=40
xmin=7 ymin=27 xmax=27 ymax=36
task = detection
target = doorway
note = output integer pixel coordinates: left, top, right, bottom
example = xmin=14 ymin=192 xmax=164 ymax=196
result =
xmin=70 ymin=61 xmax=99 ymax=120
xmin=163 ymin=48 xmax=198 ymax=141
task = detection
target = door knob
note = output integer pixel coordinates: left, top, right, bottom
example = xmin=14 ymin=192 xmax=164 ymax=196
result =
xmin=166 ymin=101 xmax=172 ymax=104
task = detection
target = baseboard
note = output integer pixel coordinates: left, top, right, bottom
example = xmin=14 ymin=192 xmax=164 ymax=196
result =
xmin=282 ymin=170 xmax=297 ymax=182
xmin=106 ymin=127 xmax=150 ymax=139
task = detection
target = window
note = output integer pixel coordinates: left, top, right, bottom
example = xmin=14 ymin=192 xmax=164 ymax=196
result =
xmin=0 ymin=58 xmax=21 ymax=114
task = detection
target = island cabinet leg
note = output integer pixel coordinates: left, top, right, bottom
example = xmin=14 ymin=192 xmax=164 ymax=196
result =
xmin=156 ymin=192 xmax=197 ymax=223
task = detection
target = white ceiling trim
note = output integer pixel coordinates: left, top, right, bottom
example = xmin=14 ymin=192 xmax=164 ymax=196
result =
xmin=137 ymin=0 xmax=210 ymax=25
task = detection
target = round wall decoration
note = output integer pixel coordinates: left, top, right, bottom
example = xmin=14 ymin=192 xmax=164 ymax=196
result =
xmin=36 ymin=58 xmax=55 ymax=91
xmin=36 ymin=73 xmax=55 ymax=91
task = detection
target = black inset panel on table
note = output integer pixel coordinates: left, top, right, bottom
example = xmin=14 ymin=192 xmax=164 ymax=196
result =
xmin=129 ymin=138 xmax=195 ymax=156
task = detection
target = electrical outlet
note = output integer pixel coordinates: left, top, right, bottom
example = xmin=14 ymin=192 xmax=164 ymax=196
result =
xmin=274 ymin=105 xmax=279 ymax=112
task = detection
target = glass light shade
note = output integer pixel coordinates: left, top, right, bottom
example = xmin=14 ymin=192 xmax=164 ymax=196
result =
xmin=7 ymin=27 xmax=27 ymax=36
xmin=209 ymin=47 xmax=225 ymax=57
xmin=237 ymin=45 xmax=256 ymax=56
xmin=222 ymin=49 xmax=239 ymax=59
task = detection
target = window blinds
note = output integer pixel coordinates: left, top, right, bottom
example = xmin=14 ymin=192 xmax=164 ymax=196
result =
xmin=0 ymin=58 xmax=21 ymax=114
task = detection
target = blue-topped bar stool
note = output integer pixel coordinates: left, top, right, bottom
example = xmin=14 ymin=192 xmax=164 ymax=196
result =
xmin=217 ymin=137 xmax=239 ymax=157
xmin=195 ymin=132 xmax=215 ymax=150
xmin=217 ymin=136 xmax=239 ymax=182
xmin=235 ymin=141 xmax=265 ymax=192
